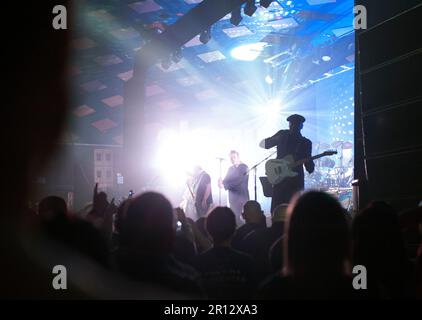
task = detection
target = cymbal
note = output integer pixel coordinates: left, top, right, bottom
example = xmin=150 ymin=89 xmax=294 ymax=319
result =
xmin=316 ymin=142 xmax=331 ymax=149
xmin=331 ymin=141 xmax=353 ymax=149
xmin=331 ymin=141 xmax=344 ymax=148
xmin=342 ymin=141 xmax=353 ymax=149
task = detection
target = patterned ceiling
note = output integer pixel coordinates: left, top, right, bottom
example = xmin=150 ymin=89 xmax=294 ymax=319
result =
xmin=68 ymin=0 xmax=355 ymax=145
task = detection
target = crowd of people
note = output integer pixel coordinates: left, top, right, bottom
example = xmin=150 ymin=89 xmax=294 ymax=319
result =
xmin=22 ymin=185 xmax=422 ymax=299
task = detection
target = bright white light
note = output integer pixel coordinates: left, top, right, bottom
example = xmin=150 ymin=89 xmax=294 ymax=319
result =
xmin=286 ymin=1 xmax=293 ymax=5
xmin=264 ymin=98 xmax=282 ymax=121
xmin=153 ymin=127 xmax=231 ymax=190
xmin=230 ymin=42 xmax=267 ymax=61
xmin=322 ymin=55 xmax=332 ymax=62
xmin=265 ymin=75 xmax=273 ymax=84
xmin=155 ymin=129 xmax=195 ymax=186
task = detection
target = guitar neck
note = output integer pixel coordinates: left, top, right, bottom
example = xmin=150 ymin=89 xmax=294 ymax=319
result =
xmin=293 ymin=153 xmax=329 ymax=167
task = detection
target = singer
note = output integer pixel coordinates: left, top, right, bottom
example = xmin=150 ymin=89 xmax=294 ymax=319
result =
xmin=218 ymin=150 xmax=249 ymax=225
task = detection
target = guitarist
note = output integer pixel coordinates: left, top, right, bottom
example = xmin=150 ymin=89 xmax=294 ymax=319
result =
xmin=182 ymin=165 xmax=213 ymax=220
xmin=259 ymin=114 xmax=315 ymax=211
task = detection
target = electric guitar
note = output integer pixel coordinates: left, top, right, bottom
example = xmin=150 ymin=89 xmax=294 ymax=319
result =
xmin=265 ymin=150 xmax=337 ymax=185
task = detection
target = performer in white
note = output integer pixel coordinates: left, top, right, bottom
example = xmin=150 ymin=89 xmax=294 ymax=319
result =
xmin=180 ymin=165 xmax=213 ymax=221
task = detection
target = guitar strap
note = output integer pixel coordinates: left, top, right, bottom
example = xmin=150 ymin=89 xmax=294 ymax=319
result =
xmin=192 ymin=171 xmax=205 ymax=195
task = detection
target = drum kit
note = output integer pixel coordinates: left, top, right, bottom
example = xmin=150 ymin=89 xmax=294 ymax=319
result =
xmin=306 ymin=140 xmax=354 ymax=210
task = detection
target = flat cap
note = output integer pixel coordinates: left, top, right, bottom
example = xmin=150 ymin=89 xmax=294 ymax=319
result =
xmin=287 ymin=114 xmax=306 ymax=123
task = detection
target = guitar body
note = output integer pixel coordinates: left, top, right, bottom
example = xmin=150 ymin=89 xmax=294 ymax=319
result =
xmin=265 ymin=150 xmax=337 ymax=185
xmin=266 ymin=155 xmax=298 ymax=185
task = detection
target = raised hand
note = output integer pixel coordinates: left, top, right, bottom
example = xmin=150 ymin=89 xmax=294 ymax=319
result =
xmin=93 ymin=183 xmax=99 ymax=206
xmin=92 ymin=183 xmax=109 ymax=216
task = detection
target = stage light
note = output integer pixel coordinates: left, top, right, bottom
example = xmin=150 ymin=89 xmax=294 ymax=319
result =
xmin=230 ymin=42 xmax=267 ymax=61
xmin=230 ymin=7 xmax=242 ymax=26
xmin=199 ymin=27 xmax=211 ymax=44
xmin=260 ymin=0 xmax=274 ymax=8
xmin=265 ymin=75 xmax=273 ymax=84
xmin=244 ymin=0 xmax=257 ymax=16
xmin=154 ymin=129 xmax=196 ymax=188
xmin=260 ymin=98 xmax=283 ymax=124
xmin=322 ymin=55 xmax=331 ymax=62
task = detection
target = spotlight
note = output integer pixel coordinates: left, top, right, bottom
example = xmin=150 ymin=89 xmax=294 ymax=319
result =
xmin=260 ymin=0 xmax=274 ymax=8
xmin=230 ymin=42 xmax=267 ymax=61
xmin=322 ymin=55 xmax=331 ymax=62
xmin=199 ymin=27 xmax=211 ymax=44
xmin=244 ymin=0 xmax=257 ymax=17
xmin=265 ymin=75 xmax=273 ymax=84
xmin=230 ymin=7 xmax=242 ymax=26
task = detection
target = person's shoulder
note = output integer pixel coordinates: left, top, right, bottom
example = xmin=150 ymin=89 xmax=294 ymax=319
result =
xmin=277 ymin=130 xmax=289 ymax=136
xmin=236 ymin=224 xmax=247 ymax=231
xmin=301 ymin=136 xmax=312 ymax=145
xmin=201 ymin=172 xmax=211 ymax=180
xmin=192 ymin=250 xmax=208 ymax=268
xmin=230 ymin=247 xmax=253 ymax=260
xmin=302 ymin=136 xmax=312 ymax=143
xmin=225 ymin=248 xmax=255 ymax=268
xmin=169 ymin=255 xmax=200 ymax=278
xmin=234 ymin=224 xmax=249 ymax=234
xmin=196 ymin=247 xmax=214 ymax=259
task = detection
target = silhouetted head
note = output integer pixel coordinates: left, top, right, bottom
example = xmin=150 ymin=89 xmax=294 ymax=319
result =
xmin=206 ymin=207 xmax=236 ymax=245
xmin=284 ymin=191 xmax=350 ymax=277
xmin=242 ymin=200 xmax=265 ymax=225
xmin=352 ymin=201 xmax=406 ymax=271
xmin=187 ymin=165 xmax=203 ymax=178
xmin=287 ymin=114 xmax=305 ymax=134
xmin=120 ymin=192 xmax=175 ymax=254
xmin=38 ymin=196 xmax=68 ymax=222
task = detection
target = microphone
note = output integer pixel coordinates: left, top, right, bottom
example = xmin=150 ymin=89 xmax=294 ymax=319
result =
xmin=216 ymin=157 xmax=225 ymax=161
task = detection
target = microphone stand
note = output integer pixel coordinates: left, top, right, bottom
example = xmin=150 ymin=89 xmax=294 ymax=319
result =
xmin=216 ymin=157 xmax=225 ymax=205
xmin=245 ymin=150 xmax=277 ymax=200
